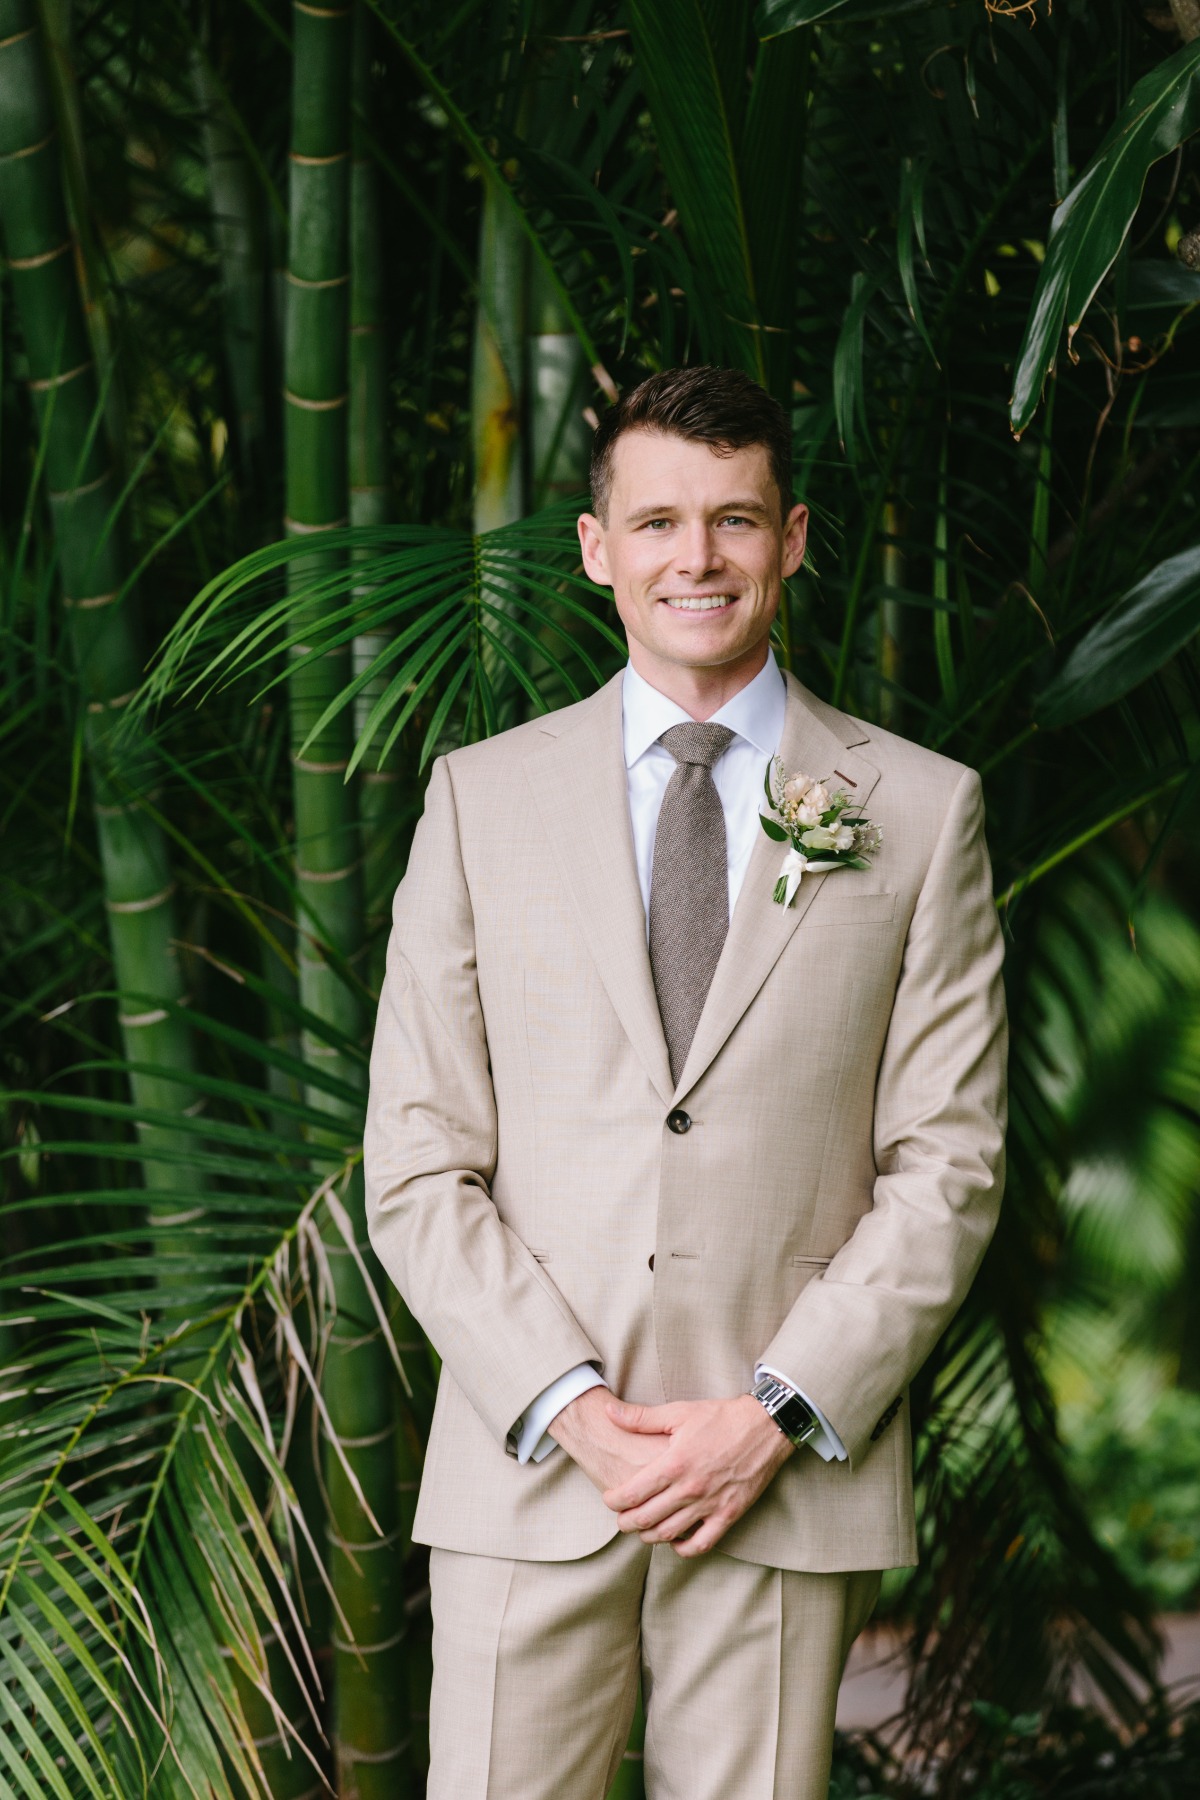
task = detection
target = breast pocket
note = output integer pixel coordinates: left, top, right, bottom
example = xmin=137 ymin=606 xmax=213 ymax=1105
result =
xmin=803 ymin=889 xmax=897 ymax=928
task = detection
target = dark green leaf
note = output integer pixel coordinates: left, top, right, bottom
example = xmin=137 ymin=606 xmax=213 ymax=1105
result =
xmin=1011 ymin=40 xmax=1200 ymax=434
xmin=1036 ymin=544 xmax=1200 ymax=727
xmin=755 ymin=0 xmax=933 ymax=35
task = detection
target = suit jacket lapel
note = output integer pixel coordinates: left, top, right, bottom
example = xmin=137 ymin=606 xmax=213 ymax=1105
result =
xmin=524 ymin=673 xmax=674 ymax=1106
xmin=673 ymin=671 xmax=880 ymax=1102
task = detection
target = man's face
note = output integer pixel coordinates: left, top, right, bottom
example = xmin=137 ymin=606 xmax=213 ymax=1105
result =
xmin=577 ymin=430 xmax=808 ymax=688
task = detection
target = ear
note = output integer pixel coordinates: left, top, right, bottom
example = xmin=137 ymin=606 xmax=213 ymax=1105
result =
xmin=781 ymin=501 xmax=809 ymax=579
xmin=577 ymin=511 xmax=611 ymax=587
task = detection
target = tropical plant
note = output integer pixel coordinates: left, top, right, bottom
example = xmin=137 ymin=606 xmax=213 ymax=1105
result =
xmin=3 ymin=2 xmax=1200 ymax=1797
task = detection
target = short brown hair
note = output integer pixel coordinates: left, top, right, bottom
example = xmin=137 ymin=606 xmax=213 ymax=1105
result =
xmin=589 ymin=366 xmax=793 ymax=524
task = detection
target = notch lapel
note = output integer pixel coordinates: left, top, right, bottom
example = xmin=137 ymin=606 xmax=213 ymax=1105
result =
xmin=673 ymin=672 xmax=880 ymax=1102
xmin=524 ymin=673 xmax=674 ymax=1106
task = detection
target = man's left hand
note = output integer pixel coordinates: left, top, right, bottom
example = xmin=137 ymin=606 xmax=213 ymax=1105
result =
xmin=600 ymin=1395 xmax=793 ymax=1558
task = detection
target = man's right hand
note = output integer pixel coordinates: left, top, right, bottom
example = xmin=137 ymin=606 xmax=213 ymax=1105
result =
xmin=548 ymin=1385 xmax=669 ymax=1494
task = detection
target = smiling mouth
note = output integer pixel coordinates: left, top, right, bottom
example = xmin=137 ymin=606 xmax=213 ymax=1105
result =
xmin=661 ymin=595 xmax=737 ymax=612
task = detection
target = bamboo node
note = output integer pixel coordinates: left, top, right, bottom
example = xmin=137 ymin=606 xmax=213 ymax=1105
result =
xmin=320 ymin=1387 xmax=398 ymax=1427
xmin=28 ymin=358 xmax=93 ymax=393
xmin=295 ymin=858 xmax=360 ymax=882
xmin=107 ymin=882 xmax=177 ymax=915
xmin=284 ymin=515 xmax=348 ymax=534
xmin=294 ymin=2 xmax=353 ymax=17
xmin=152 ymin=1207 xmax=207 ymax=1226
xmin=325 ymin=1522 xmax=403 ymax=1552
xmin=49 ymin=468 xmax=112 ymax=502
xmin=249 ymin=1710 xmax=315 ymax=1752
xmin=331 ymin=1627 xmax=407 ymax=1659
xmin=6 ymin=237 xmax=71 ymax=270
xmin=0 ymin=127 xmax=54 ymax=162
xmin=0 ymin=27 xmax=37 ymax=51
xmin=86 ymin=688 xmax=136 ymax=713
xmin=63 ymin=588 xmax=120 ymax=610
xmin=285 ymin=388 xmax=349 ymax=411
xmin=286 ymin=269 xmax=350 ymax=289
xmin=331 ymin=1732 xmax=411 ymax=1762
xmin=119 ymin=1006 xmax=171 ymax=1027
xmin=291 ymin=756 xmax=350 ymax=775
xmin=289 ymin=148 xmax=350 ymax=167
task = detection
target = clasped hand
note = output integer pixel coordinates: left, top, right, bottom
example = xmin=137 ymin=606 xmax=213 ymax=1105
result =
xmin=548 ymin=1388 xmax=793 ymax=1559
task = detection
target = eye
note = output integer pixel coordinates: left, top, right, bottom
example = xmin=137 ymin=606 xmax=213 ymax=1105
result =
xmin=641 ymin=518 xmax=672 ymax=530
xmin=720 ymin=514 xmax=755 ymax=527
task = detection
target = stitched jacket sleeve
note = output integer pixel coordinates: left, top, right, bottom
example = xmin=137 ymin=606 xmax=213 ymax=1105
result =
xmin=363 ymin=755 xmax=603 ymax=1448
xmin=757 ymin=765 xmax=1008 ymax=1467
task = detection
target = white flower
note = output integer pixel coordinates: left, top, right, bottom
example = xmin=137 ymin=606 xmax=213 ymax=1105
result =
xmin=799 ymin=823 xmax=840 ymax=851
xmin=831 ymin=823 xmax=855 ymax=852
xmin=853 ymin=822 xmax=883 ymax=855
xmin=805 ymin=782 xmax=831 ymax=816
xmin=782 ymin=774 xmax=815 ymax=809
xmin=796 ymin=801 xmax=824 ymax=828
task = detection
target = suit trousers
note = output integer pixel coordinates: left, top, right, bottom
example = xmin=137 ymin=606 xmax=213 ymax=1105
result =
xmin=427 ymin=1532 xmax=881 ymax=1799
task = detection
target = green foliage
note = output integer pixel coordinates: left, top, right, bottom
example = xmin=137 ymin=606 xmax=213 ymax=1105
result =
xmin=1067 ymin=1387 xmax=1200 ymax=1612
xmin=1037 ymin=543 xmax=1200 ymax=728
xmin=3 ymin=0 xmax=1200 ymax=1793
xmin=1012 ymin=37 xmax=1200 ymax=434
xmin=831 ymin=1697 xmax=1200 ymax=1797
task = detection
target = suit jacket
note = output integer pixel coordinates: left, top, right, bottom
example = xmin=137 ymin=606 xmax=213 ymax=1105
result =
xmin=363 ymin=668 xmax=1008 ymax=1572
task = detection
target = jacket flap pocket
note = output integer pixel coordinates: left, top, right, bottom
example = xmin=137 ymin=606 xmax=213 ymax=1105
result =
xmin=805 ymin=889 xmax=897 ymax=927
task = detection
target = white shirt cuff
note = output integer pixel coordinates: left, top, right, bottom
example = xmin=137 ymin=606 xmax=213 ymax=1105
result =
xmin=754 ymin=1363 xmax=847 ymax=1462
xmin=512 ymin=1363 xmax=609 ymax=1464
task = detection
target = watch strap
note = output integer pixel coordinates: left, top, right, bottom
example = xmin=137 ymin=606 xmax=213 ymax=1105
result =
xmin=749 ymin=1374 xmax=820 ymax=1448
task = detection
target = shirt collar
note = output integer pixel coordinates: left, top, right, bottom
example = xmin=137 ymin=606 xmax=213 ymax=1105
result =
xmin=621 ymin=649 xmax=787 ymax=769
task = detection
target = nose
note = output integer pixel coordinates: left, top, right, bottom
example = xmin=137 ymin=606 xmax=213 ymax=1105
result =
xmin=673 ymin=519 xmax=724 ymax=581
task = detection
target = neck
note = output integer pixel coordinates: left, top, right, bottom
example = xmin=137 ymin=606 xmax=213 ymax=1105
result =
xmin=626 ymin=640 xmax=771 ymax=720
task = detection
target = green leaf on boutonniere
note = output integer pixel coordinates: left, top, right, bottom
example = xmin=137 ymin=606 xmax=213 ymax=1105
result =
xmin=759 ymin=814 xmax=788 ymax=842
xmin=845 ymin=855 xmax=872 ymax=869
xmin=763 ymin=760 xmax=776 ymax=808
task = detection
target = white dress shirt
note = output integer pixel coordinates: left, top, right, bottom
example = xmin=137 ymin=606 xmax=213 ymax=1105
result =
xmin=511 ymin=652 xmax=847 ymax=1465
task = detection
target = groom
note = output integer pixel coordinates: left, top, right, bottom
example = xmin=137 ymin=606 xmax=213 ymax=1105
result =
xmin=364 ymin=366 xmax=1007 ymax=1798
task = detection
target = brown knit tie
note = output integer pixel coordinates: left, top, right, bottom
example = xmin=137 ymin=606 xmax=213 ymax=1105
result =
xmin=649 ymin=722 xmax=735 ymax=1086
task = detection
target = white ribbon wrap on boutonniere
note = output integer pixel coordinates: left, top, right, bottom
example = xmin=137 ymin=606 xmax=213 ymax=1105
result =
xmin=760 ymin=755 xmax=883 ymax=908
xmin=774 ymin=848 xmax=842 ymax=907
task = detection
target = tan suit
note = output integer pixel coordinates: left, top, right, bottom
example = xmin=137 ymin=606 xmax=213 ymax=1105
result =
xmin=364 ymin=667 xmax=1007 ymax=1792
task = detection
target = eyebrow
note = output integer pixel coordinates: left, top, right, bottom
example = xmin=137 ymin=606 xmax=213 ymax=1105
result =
xmin=623 ymin=498 xmax=773 ymax=525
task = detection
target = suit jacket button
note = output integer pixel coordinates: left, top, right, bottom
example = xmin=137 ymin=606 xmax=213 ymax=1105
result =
xmin=666 ymin=1109 xmax=692 ymax=1134
xmin=648 ymin=1254 xmax=655 ymax=1271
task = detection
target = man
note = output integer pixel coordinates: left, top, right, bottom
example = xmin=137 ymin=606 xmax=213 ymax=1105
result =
xmin=364 ymin=366 xmax=1007 ymax=1798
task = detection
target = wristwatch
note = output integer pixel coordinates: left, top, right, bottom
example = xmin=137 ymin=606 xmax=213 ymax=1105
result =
xmin=749 ymin=1374 xmax=820 ymax=1449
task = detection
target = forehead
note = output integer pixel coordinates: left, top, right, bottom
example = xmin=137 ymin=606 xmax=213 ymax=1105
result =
xmin=608 ymin=430 xmax=774 ymax=509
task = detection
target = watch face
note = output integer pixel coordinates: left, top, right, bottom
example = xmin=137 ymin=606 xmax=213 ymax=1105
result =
xmin=776 ymin=1393 xmax=817 ymax=1443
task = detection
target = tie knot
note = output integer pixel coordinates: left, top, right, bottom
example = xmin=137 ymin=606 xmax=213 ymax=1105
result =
xmin=658 ymin=722 xmax=735 ymax=770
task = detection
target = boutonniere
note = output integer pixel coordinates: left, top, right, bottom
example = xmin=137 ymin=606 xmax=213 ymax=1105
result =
xmin=759 ymin=757 xmax=883 ymax=906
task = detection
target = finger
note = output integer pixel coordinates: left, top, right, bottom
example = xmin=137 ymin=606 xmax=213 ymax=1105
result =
xmin=672 ymin=1512 xmax=731 ymax=1558
xmin=637 ymin=1506 xmax=703 ymax=1546
xmin=602 ymin=1461 xmax=674 ymax=1513
xmin=613 ymin=1486 xmax=689 ymax=1533
xmin=605 ymin=1398 xmax=675 ymax=1434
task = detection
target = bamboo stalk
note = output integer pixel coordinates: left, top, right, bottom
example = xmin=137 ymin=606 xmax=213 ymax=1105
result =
xmin=193 ymin=23 xmax=267 ymax=494
xmin=472 ymin=163 xmax=527 ymax=731
xmin=0 ymin=0 xmax=203 ymax=1211
xmin=284 ymin=4 xmax=408 ymax=1791
xmin=529 ymin=260 xmax=590 ymax=511
xmin=349 ymin=2 xmax=404 ymax=986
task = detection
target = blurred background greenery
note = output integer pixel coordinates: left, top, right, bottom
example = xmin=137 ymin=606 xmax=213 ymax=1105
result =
xmin=2 ymin=0 xmax=1200 ymax=1795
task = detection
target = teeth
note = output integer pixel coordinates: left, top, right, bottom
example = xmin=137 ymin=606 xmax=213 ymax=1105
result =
xmin=665 ymin=595 xmax=733 ymax=611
